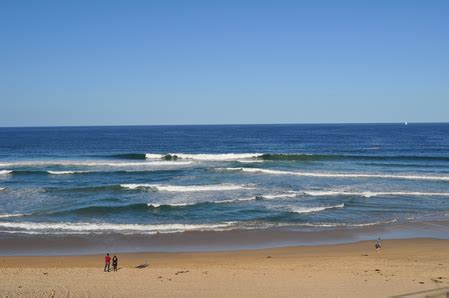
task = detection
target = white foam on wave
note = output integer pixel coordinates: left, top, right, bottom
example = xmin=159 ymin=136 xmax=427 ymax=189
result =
xmin=149 ymin=194 xmax=276 ymax=207
xmin=121 ymin=183 xmax=252 ymax=192
xmin=148 ymin=193 xmax=297 ymax=206
xmin=224 ymin=167 xmax=449 ymax=182
xmin=300 ymin=219 xmax=398 ymax=228
xmin=47 ymin=170 xmax=89 ymax=175
xmin=213 ymin=197 xmax=257 ymax=204
xmin=304 ymin=190 xmax=449 ymax=198
xmin=259 ymin=192 xmax=299 ymax=200
xmin=236 ymin=160 xmax=264 ymax=163
xmin=0 ymin=213 xmax=27 ymax=218
xmin=0 ymin=170 xmax=12 ymax=175
xmin=0 ymin=221 xmax=235 ymax=234
xmin=146 ymin=153 xmax=263 ymax=161
xmin=147 ymin=202 xmax=194 ymax=208
xmin=0 ymin=160 xmax=192 ymax=167
xmin=0 ymin=187 xmax=5 ymax=191
xmin=0 ymin=218 xmax=400 ymax=234
xmin=291 ymin=203 xmax=345 ymax=214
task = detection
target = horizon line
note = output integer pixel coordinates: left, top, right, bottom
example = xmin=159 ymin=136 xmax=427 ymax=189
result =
xmin=1 ymin=121 xmax=448 ymax=129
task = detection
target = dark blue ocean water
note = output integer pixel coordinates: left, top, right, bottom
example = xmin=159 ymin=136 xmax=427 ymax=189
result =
xmin=0 ymin=124 xmax=449 ymax=235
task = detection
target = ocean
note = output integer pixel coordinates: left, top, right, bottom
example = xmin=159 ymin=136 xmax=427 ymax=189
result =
xmin=1 ymin=124 xmax=449 ymax=253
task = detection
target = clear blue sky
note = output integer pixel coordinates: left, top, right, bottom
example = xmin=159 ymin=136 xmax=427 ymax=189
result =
xmin=1 ymin=0 xmax=448 ymax=126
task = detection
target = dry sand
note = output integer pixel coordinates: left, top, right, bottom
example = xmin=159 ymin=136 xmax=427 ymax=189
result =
xmin=1 ymin=238 xmax=449 ymax=297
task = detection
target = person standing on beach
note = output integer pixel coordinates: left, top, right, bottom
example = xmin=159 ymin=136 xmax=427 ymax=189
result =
xmin=375 ymin=238 xmax=382 ymax=252
xmin=112 ymin=255 xmax=118 ymax=272
xmin=104 ymin=253 xmax=111 ymax=272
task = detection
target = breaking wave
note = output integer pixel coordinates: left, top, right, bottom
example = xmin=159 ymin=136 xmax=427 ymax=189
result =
xmin=260 ymin=154 xmax=449 ymax=162
xmin=110 ymin=152 xmax=449 ymax=162
xmin=145 ymin=153 xmax=262 ymax=161
xmin=47 ymin=170 xmax=89 ymax=175
xmin=0 ymin=160 xmax=192 ymax=167
xmin=0 ymin=221 xmax=236 ymax=234
xmin=0 ymin=213 xmax=27 ymax=218
xmin=298 ymin=219 xmax=398 ymax=228
xmin=223 ymin=167 xmax=449 ymax=182
xmin=120 ymin=183 xmax=252 ymax=192
xmin=290 ymin=203 xmax=345 ymax=214
xmin=303 ymin=190 xmax=449 ymax=198
xmin=256 ymin=193 xmax=299 ymax=200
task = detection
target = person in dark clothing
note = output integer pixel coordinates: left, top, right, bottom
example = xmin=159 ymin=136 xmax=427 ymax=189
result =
xmin=104 ymin=253 xmax=111 ymax=272
xmin=112 ymin=255 xmax=118 ymax=272
xmin=375 ymin=237 xmax=382 ymax=252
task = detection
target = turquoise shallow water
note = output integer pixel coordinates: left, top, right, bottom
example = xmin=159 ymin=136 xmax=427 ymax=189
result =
xmin=0 ymin=123 xmax=449 ymax=236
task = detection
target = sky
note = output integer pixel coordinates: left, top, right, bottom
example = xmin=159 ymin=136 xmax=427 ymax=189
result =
xmin=0 ymin=0 xmax=448 ymax=126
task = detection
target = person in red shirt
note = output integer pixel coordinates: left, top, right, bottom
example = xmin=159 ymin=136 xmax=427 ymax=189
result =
xmin=104 ymin=253 xmax=111 ymax=272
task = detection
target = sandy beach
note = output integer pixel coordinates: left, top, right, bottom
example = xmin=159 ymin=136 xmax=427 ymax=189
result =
xmin=1 ymin=238 xmax=449 ymax=297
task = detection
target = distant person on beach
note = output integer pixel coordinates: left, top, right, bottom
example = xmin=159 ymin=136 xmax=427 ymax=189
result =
xmin=104 ymin=253 xmax=111 ymax=272
xmin=375 ymin=238 xmax=382 ymax=252
xmin=112 ymin=255 xmax=118 ymax=271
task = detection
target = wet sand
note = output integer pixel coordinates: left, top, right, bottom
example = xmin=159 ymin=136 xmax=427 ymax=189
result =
xmin=1 ymin=220 xmax=448 ymax=256
xmin=1 ymin=238 xmax=449 ymax=297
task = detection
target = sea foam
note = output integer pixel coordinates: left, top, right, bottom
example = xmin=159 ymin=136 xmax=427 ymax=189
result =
xmin=0 ymin=160 xmax=192 ymax=167
xmin=303 ymin=190 xmax=449 ymax=198
xmin=145 ymin=153 xmax=263 ymax=161
xmin=47 ymin=170 xmax=89 ymax=175
xmin=0 ymin=213 xmax=27 ymax=218
xmin=223 ymin=167 xmax=449 ymax=181
xmin=121 ymin=183 xmax=252 ymax=192
xmin=0 ymin=221 xmax=235 ymax=234
xmin=290 ymin=203 xmax=345 ymax=214
xmin=259 ymin=193 xmax=299 ymax=200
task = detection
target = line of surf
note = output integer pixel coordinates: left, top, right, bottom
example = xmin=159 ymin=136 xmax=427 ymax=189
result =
xmin=290 ymin=203 xmax=345 ymax=214
xmin=298 ymin=219 xmax=398 ymax=228
xmin=0 ymin=213 xmax=27 ymax=218
xmin=0 ymin=219 xmax=399 ymax=234
xmin=120 ymin=183 xmax=252 ymax=192
xmin=0 ymin=221 xmax=236 ymax=234
xmin=223 ymin=167 xmax=449 ymax=182
xmin=303 ymin=190 xmax=449 ymax=198
xmin=0 ymin=160 xmax=193 ymax=167
xmin=47 ymin=170 xmax=90 ymax=175
xmin=109 ymin=152 xmax=449 ymax=162
xmin=145 ymin=153 xmax=263 ymax=161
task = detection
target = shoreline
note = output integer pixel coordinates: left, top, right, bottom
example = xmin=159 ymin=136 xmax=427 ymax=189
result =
xmin=1 ymin=238 xmax=449 ymax=297
xmin=1 ymin=220 xmax=449 ymax=256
